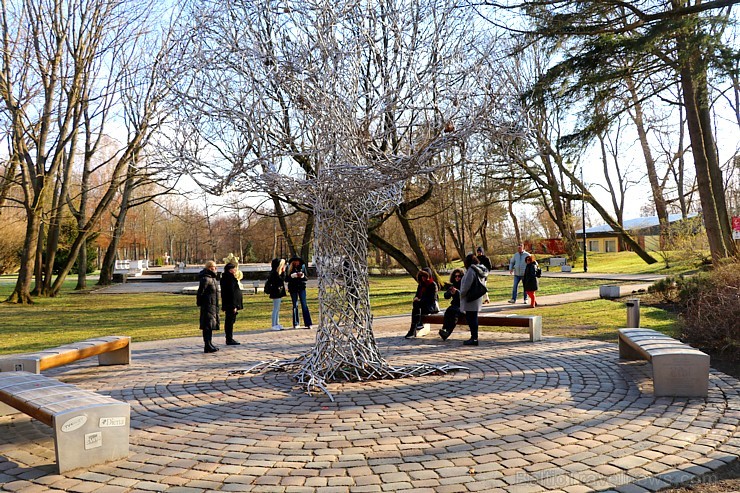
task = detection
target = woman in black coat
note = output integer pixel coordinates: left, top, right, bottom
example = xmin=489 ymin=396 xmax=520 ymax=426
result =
xmin=438 ymin=268 xmax=464 ymax=341
xmin=522 ymin=255 xmax=539 ymax=308
xmin=220 ymin=263 xmax=243 ymax=345
xmin=287 ymin=256 xmax=313 ymax=330
xmin=197 ymin=261 xmax=220 ymax=353
xmin=404 ymin=268 xmax=439 ymax=339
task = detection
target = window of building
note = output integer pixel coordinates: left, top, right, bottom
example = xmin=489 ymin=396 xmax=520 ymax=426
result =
xmin=588 ymin=240 xmax=600 ymax=252
xmin=604 ymin=240 xmax=617 ymax=252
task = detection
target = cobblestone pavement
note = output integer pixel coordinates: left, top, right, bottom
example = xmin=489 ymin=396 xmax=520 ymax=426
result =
xmin=1 ymin=323 xmax=738 ymax=493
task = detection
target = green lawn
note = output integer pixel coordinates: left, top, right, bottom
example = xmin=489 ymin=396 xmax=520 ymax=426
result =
xmin=0 ymin=272 xmax=677 ymax=354
xmin=565 ymin=250 xmax=706 ymax=274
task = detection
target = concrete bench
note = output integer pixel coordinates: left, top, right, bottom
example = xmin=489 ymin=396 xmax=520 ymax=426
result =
xmin=0 ymin=372 xmax=130 ymax=472
xmin=544 ymin=257 xmax=566 ymax=271
xmin=421 ymin=314 xmax=542 ymax=341
xmin=0 ymin=336 xmax=131 ymax=374
xmin=618 ymin=328 xmax=709 ymax=397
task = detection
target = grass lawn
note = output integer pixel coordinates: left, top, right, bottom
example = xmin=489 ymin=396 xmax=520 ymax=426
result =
xmin=0 ymin=273 xmax=676 ymax=354
xmin=566 ymin=250 xmax=706 ymax=274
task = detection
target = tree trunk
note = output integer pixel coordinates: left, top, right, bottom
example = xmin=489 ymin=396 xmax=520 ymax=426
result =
xmin=75 ymin=239 xmax=87 ymax=290
xmin=368 ymin=230 xmax=421 ymax=278
xmin=7 ymin=212 xmax=40 ymax=304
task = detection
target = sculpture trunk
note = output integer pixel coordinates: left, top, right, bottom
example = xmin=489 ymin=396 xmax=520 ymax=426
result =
xmin=295 ymin=192 xmax=387 ymax=385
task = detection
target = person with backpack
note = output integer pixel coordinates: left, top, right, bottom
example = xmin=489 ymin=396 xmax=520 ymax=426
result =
xmin=287 ymin=256 xmax=313 ymax=330
xmin=459 ymin=254 xmax=488 ymax=346
xmin=523 ymin=255 xmax=540 ymax=308
xmin=264 ymin=258 xmax=287 ymax=331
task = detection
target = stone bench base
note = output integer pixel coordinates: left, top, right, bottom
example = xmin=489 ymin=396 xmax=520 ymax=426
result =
xmin=0 ymin=372 xmax=130 ymax=473
xmin=618 ymin=328 xmax=709 ymax=397
xmin=421 ymin=314 xmax=542 ymax=342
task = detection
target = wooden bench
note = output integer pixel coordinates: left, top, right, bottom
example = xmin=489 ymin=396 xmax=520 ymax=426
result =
xmin=618 ymin=328 xmax=709 ymax=397
xmin=0 ymin=336 xmax=131 ymax=374
xmin=420 ymin=313 xmax=542 ymax=342
xmin=0 ymin=372 xmax=130 ymax=472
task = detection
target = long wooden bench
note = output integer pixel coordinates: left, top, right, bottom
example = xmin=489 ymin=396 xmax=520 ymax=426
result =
xmin=0 ymin=372 xmax=130 ymax=473
xmin=420 ymin=314 xmax=542 ymax=342
xmin=0 ymin=336 xmax=131 ymax=373
xmin=618 ymin=328 xmax=709 ymax=397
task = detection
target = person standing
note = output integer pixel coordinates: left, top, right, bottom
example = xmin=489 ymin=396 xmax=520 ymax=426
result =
xmin=220 ymin=263 xmax=243 ymax=345
xmin=522 ymin=255 xmax=539 ymax=308
xmin=197 ymin=260 xmax=220 ymax=353
xmin=438 ymin=268 xmax=464 ymax=341
xmin=459 ymin=254 xmax=488 ymax=346
xmin=405 ymin=268 xmax=439 ymax=339
xmin=508 ymin=243 xmax=531 ymax=304
xmin=264 ymin=258 xmax=287 ymax=330
xmin=287 ymin=256 xmax=313 ymax=330
xmin=476 ymin=246 xmax=492 ymax=271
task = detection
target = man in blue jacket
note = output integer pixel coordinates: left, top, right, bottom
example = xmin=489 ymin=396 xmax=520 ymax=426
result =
xmin=508 ymin=243 xmax=531 ymax=304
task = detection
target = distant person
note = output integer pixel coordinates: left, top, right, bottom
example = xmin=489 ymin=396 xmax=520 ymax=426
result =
xmin=197 ymin=260 xmax=220 ymax=353
xmin=508 ymin=243 xmax=531 ymax=304
xmin=522 ymin=255 xmax=539 ymax=308
xmin=459 ymin=254 xmax=488 ymax=346
xmin=476 ymin=246 xmax=492 ymax=270
xmin=264 ymin=258 xmax=287 ymax=330
xmin=476 ymin=246 xmax=492 ymax=304
xmin=438 ymin=268 xmax=464 ymax=341
xmin=287 ymin=256 xmax=313 ymax=330
xmin=405 ymin=268 xmax=439 ymax=339
xmin=220 ymin=263 xmax=243 ymax=345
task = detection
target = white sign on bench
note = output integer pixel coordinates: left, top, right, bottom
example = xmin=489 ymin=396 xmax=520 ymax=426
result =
xmin=0 ymin=372 xmax=130 ymax=473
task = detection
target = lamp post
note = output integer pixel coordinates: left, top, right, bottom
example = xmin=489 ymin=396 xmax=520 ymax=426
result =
xmin=581 ymin=170 xmax=588 ymax=273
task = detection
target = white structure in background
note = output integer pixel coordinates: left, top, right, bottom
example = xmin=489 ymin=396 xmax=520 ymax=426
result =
xmin=113 ymin=259 xmax=148 ymax=277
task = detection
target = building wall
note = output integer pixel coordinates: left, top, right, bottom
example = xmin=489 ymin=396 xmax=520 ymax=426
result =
xmin=585 ymin=236 xmax=620 ymax=253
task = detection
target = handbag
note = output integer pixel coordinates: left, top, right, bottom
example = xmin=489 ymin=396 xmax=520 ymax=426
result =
xmin=466 ymin=276 xmax=488 ymax=301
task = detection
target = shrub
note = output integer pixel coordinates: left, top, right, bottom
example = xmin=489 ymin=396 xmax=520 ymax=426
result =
xmin=679 ymin=262 xmax=740 ymax=361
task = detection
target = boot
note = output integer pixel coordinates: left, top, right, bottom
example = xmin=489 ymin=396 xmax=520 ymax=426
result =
xmin=439 ymin=329 xmax=449 ymax=341
xmin=463 ymin=339 xmax=478 ymax=346
xmin=404 ymin=327 xmax=417 ymax=339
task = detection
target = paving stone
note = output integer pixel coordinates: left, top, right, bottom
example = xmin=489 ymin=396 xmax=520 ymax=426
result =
xmin=0 ymin=326 xmax=736 ymax=493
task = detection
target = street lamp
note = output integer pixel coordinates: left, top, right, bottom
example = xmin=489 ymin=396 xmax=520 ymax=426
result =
xmin=581 ymin=169 xmax=588 ymax=273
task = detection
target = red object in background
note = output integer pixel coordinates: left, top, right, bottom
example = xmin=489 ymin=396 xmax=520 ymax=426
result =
xmin=732 ymin=216 xmax=740 ymax=232
xmin=525 ymin=239 xmax=566 ymax=255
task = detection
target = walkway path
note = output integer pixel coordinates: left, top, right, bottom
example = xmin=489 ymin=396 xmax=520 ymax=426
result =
xmin=1 ymin=324 xmax=738 ymax=493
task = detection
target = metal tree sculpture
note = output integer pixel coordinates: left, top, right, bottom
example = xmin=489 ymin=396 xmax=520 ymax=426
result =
xmin=167 ymin=0 xmax=500 ymax=399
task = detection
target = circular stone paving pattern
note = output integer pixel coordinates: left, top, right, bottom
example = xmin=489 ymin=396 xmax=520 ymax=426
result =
xmin=1 ymin=328 xmax=738 ymax=493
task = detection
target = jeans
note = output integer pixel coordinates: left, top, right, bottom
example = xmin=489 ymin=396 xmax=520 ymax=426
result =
xmin=291 ymin=289 xmax=313 ymax=328
xmin=465 ymin=310 xmax=479 ymax=340
xmin=272 ymin=298 xmax=282 ymax=327
xmin=511 ymin=276 xmax=529 ymax=302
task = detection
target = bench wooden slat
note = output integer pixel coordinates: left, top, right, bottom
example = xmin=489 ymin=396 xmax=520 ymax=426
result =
xmin=420 ymin=313 xmax=542 ymax=341
xmin=0 ymin=336 xmax=131 ymax=373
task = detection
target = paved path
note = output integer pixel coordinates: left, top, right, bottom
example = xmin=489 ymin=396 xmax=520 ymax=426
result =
xmin=1 ymin=324 xmax=738 ymax=493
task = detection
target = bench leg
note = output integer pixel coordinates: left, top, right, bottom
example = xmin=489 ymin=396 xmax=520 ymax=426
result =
xmin=52 ymin=402 xmax=130 ymax=473
xmin=528 ymin=317 xmax=542 ymax=342
xmin=651 ymin=353 xmax=710 ymax=397
xmin=618 ymin=336 xmax=645 ymax=360
xmin=416 ymin=324 xmax=431 ymax=337
xmin=98 ymin=344 xmax=131 ymax=366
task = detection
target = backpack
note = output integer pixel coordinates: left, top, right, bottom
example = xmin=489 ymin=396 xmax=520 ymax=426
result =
xmin=535 ymin=267 xmax=542 ymax=278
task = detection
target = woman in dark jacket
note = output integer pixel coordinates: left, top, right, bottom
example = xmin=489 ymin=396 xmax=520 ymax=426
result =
xmin=220 ymin=263 xmax=243 ymax=345
xmin=287 ymin=256 xmax=313 ymax=330
xmin=522 ymin=255 xmax=539 ymax=308
xmin=438 ymin=268 xmax=464 ymax=341
xmin=264 ymin=258 xmax=287 ymax=330
xmin=404 ymin=268 xmax=439 ymax=339
xmin=197 ymin=261 xmax=220 ymax=353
